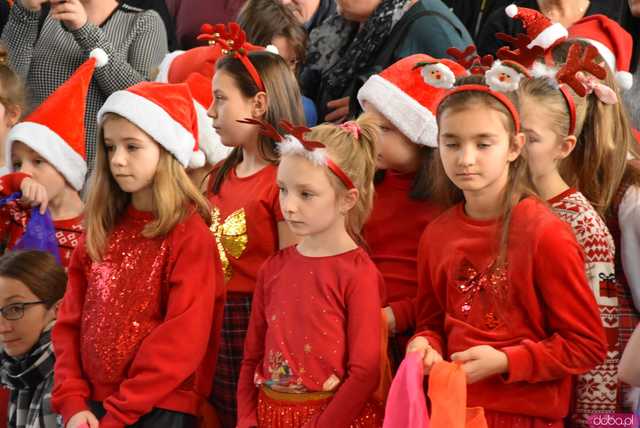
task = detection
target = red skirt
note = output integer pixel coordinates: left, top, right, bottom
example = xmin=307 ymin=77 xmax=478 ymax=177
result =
xmin=257 ymin=387 xmax=383 ymax=428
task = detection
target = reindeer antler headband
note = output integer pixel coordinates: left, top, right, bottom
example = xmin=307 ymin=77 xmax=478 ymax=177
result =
xmin=198 ymin=22 xmax=266 ymax=92
xmin=237 ymin=119 xmax=356 ymax=190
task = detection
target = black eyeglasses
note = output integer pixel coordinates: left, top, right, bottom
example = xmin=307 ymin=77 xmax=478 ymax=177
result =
xmin=0 ymin=301 xmax=47 ymax=321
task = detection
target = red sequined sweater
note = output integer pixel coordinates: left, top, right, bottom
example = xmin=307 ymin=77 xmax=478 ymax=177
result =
xmin=52 ymin=207 xmax=224 ymax=428
xmin=0 ymin=172 xmax=83 ymax=267
xmin=363 ymin=171 xmax=442 ymax=334
xmin=237 ymin=246 xmax=383 ymax=428
xmin=415 ymin=198 xmax=607 ymax=420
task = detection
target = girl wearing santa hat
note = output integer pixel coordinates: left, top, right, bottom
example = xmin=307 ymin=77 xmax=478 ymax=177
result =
xmin=356 ymin=54 xmax=466 ymax=370
xmin=202 ymin=24 xmax=303 ymax=428
xmin=517 ymin=66 xmax=618 ymax=424
xmin=406 ymin=72 xmax=607 ymax=428
xmin=51 ymin=81 xmax=224 ymax=428
xmin=0 ymin=50 xmax=106 ymax=268
xmin=237 ymin=116 xmax=385 ymax=428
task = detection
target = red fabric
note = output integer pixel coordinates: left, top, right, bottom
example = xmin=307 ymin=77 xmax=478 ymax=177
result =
xmin=237 ymin=246 xmax=383 ymax=428
xmin=207 ymin=164 xmax=283 ymax=293
xmin=0 ymin=388 xmax=7 ymax=428
xmin=364 ymin=171 xmax=442 ymax=335
xmin=52 ymin=207 xmax=224 ymax=427
xmin=568 ymin=14 xmax=633 ymax=72
xmin=0 ymin=172 xmax=83 ymax=268
xmin=383 ymin=352 xmax=429 ymax=428
xmin=414 ymin=198 xmax=607 ymax=421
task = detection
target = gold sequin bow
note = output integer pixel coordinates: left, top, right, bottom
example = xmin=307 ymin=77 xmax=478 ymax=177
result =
xmin=210 ymin=207 xmax=248 ymax=281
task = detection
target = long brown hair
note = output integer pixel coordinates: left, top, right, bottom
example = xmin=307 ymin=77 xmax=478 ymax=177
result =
xmin=0 ymin=251 xmax=66 ymax=308
xmin=304 ymin=114 xmax=380 ymax=245
xmin=84 ymin=113 xmax=212 ymax=261
xmin=434 ymin=75 xmax=536 ymax=265
xmin=211 ymin=52 xmax=305 ymax=194
xmin=551 ymin=40 xmax=640 ymax=216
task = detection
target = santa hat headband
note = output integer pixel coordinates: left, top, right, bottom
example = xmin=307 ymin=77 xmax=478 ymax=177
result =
xmin=198 ymin=22 xmax=269 ymax=92
xmin=238 ymin=118 xmax=355 ymax=189
xmin=6 ymin=49 xmax=108 ymax=191
xmin=357 ymin=54 xmax=468 ymax=148
xmin=97 ymin=82 xmax=202 ymax=168
xmin=504 ymin=4 xmax=568 ymax=50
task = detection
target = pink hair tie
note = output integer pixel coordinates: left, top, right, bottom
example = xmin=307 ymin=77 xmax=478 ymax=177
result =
xmin=576 ymin=72 xmax=618 ymax=105
xmin=340 ymin=121 xmax=361 ymax=140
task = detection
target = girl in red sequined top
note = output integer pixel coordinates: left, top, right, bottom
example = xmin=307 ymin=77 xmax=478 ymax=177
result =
xmin=51 ymin=82 xmax=224 ymax=428
xmin=406 ymin=75 xmax=607 ymax=428
xmin=237 ymin=115 xmax=386 ymax=428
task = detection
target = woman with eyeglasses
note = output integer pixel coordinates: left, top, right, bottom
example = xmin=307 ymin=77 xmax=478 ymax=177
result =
xmin=0 ymin=250 xmax=66 ymax=428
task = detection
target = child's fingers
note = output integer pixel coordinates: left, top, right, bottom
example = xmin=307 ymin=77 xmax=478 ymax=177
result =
xmin=451 ymin=349 xmax=472 ymax=362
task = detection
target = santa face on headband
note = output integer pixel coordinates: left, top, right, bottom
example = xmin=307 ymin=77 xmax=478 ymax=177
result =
xmin=276 ymin=154 xmax=357 ymax=240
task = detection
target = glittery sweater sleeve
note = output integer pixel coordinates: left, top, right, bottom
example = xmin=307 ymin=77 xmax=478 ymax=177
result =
xmin=51 ymin=238 xmax=93 ymax=422
xmin=0 ymin=172 xmax=30 ymax=240
xmin=501 ymin=223 xmax=607 ymax=383
xmin=98 ymin=214 xmax=217 ymax=427
xmin=236 ymin=265 xmax=268 ymax=428
xmin=306 ymin=266 xmax=382 ymax=427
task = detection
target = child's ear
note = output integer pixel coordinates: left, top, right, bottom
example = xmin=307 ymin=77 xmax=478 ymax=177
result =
xmin=339 ymin=188 xmax=359 ymax=214
xmin=6 ymin=105 xmax=22 ymax=127
xmin=251 ymin=92 xmax=268 ymax=119
xmin=557 ymin=135 xmax=577 ymax=160
xmin=508 ymin=132 xmax=526 ymax=162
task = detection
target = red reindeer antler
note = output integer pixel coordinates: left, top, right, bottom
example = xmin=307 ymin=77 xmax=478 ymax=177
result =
xmin=469 ymin=54 xmax=495 ymax=75
xmin=280 ymin=121 xmax=325 ymax=150
xmin=496 ymin=33 xmax=545 ymax=69
xmin=446 ymin=45 xmax=478 ymax=69
xmin=236 ymin=118 xmax=283 ymax=142
xmin=556 ymin=44 xmax=607 ymax=97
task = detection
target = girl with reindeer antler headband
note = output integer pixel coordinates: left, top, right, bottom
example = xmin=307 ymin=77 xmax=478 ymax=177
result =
xmin=513 ymin=39 xmax=622 ymax=425
xmin=406 ymin=42 xmax=607 ymax=428
xmin=237 ymin=116 xmax=388 ymax=427
xmin=203 ymin=22 xmax=306 ymax=428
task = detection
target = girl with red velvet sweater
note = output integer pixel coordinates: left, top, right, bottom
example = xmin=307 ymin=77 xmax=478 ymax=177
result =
xmin=237 ymin=117 xmax=385 ymax=427
xmin=406 ymin=75 xmax=607 ymax=428
xmin=52 ymin=82 xmax=224 ymax=428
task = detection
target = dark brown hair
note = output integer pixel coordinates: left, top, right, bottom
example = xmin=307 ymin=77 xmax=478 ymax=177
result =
xmin=211 ymin=51 xmax=305 ymax=194
xmin=237 ymin=0 xmax=308 ymax=72
xmin=0 ymin=251 xmax=66 ymax=308
xmin=434 ymin=75 xmax=535 ymax=265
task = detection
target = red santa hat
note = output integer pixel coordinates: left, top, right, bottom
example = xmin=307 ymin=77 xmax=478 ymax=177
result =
xmin=357 ymin=54 xmax=468 ymax=147
xmin=568 ymin=14 xmax=633 ymax=90
xmin=97 ymin=82 xmax=203 ymax=168
xmin=6 ymin=49 xmax=108 ymax=191
xmin=505 ymin=4 xmax=568 ymax=50
xmin=183 ymin=72 xmax=232 ymax=166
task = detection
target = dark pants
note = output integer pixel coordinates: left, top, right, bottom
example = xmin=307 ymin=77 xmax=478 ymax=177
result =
xmin=89 ymin=401 xmax=197 ymax=428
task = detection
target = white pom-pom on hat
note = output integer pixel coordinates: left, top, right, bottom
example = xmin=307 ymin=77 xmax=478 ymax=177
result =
xmin=616 ymin=71 xmax=633 ymax=90
xmin=188 ymin=149 xmax=206 ymax=169
xmin=89 ymin=48 xmax=109 ymax=68
xmin=505 ymin=4 xmax=518 ymax=18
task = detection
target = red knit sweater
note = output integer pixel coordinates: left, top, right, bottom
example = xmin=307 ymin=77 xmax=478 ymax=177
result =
xmin=0 ymin=172 xmax=83 ymax=268
xmin=237 ymin=246 xmax=383 ymax=428
xmin=415 ymin=198 xmax=607 ymax=420
xmin=52 ymin=207 xmax=223 ymax=427
xmin=364 ymin=171 xmax=442 ymax=334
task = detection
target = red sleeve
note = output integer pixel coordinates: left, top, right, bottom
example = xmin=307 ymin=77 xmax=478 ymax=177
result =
xmin=0 ymin=172 xmax=29 ymax=196
xmin=501 ymin=223 xmax=608 ymax=383
xmin=388 ymin=297 xmax=416 ymax=334
xmin=99 ymin=219 xmax=218 ymax=427
xmin=51 ymin=239 xmax=92 ymax=423
xmin=413 ymin=230 xmax=445 ymax=356
xmin=236 ymin=266 xmax=268 ymax=428
xmin=308 ymin=267 xmax=382 ymax=427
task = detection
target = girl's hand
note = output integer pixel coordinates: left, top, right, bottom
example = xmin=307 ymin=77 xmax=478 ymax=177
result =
xmin=19 ymin=0 xmax=48 ymax=11
xmin=66 ymin=410 xmax=99 ymax=428
xmin=406 ymin=336 xmax=443 ymax=375
xmin=324 ymin=97 xmax=350 ymax=123
xmin=20 ymin=177 xmax=49 ymax=214
xmin=451 ymin=345 xmax=509 ymax=384
xmin=50 ymin=0 xmax=88 ymax=31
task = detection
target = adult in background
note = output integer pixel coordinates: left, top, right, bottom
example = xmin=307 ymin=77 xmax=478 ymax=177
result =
xmin=301 ymin=0 xmax=472 ymax=122
xmin=1 ymin=0 xmax=167 ymax=170
xmin=280 ymin=0 xmax=336 ymax=34
xmin=623 ymin=0 xmax=640 ymax=130
xmin=476 ymin=0 xmax=626 ymax=56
